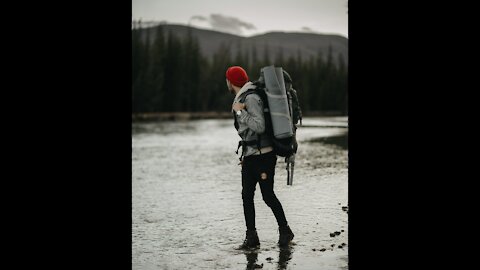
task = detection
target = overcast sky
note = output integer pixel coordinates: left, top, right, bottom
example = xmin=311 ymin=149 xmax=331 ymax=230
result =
xmin=132 ymin=0 xmax=348 ymax=38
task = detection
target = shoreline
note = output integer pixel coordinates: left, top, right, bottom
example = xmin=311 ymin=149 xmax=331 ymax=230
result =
xmin=132 ymin=111 xmax=347 ymax=122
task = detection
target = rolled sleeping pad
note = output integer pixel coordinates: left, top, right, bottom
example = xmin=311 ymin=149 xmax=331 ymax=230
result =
xmin=262 ymin=65 xmax=293 ymax=139
xmin=277 ymin=67 xmax=294 ymax=129
xmin=274 ymin=67 xmax=286 ymax=97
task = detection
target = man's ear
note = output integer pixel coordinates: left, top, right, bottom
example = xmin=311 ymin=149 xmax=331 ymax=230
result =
xmin=226 ymin=79 xmax=233 ymax=91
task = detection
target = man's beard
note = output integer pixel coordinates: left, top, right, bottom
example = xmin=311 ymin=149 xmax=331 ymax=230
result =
xmin=227 ymin=83 xmax=235 ymax=95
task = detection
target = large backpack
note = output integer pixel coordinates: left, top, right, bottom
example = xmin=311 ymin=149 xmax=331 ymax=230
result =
xmin=234 ymin=66 xmax=302 ymax=158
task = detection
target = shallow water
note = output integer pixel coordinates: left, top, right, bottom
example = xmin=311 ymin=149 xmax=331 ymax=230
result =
xmin=132 ymin=117 xmax=348 ymax=269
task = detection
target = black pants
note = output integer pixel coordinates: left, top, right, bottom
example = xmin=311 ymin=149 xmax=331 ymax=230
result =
xmin=242 ymin=151 xmax=288 ymax=230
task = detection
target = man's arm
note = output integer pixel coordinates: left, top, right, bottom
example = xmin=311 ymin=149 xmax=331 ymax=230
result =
xmin=237 ymin=95 xmax=265 ymax=134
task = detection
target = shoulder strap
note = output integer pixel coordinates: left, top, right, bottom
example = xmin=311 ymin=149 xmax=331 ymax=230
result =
xmin=234 ymin=89 xmax=259 ymax=131
xmin=239 ymin=89 xmax=257 ymax=103
xmin=233 ymin=111 xmax=239 ymax=130
xmin=240 ymin=88 xmax=269 ymax=110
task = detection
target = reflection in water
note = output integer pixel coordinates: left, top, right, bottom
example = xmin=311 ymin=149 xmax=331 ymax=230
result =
xmin=243 ymin=245 xmax=294 ymax=270
xmin=244 ymin=250 xmax=261 ymax=269
xmin=278 ymin=246 xmax=293 ymax=270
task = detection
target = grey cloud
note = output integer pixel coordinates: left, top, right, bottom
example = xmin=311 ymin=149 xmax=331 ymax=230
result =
xmin=190 ymin=14 xmax=256 ymax=34
xmin=190 ymin=15 xmax=207 ymax=22
xmin=301 ymin=26 xmax=313 ymax=32
xmin=208 ymin=14 xmax=256 ymax=34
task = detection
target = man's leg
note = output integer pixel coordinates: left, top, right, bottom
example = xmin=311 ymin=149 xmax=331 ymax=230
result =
xmin=257 ymin=152 xmax=294 ymax=246
xmin=242 ymin=157 xmax=257 ymax=230
xmin=257 ymin=153 xmax=288 ymax=227
xmin=238 ymin=157 xmax=260 ymax=249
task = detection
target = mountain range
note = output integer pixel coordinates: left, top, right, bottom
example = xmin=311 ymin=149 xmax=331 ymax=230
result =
xmin=135 ymin=24 xmax=348 ymax=66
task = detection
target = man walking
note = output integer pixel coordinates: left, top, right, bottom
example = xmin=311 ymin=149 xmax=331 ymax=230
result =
xmin=226 ymin=66 xmax=294 ymax=249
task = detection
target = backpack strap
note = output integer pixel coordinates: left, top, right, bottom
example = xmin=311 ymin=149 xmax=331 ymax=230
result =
xmin=235 ymin=139 xmax=260 ymax=161
xmin=239 ymin=89 xmax=257 ymax=103
xmin=242 ymin=90 xmax=263 ymax=153
xmin=233 ymin=89 xmax=256 ymax=131
xmin=234 ymin=89 xmax=265 ymax=155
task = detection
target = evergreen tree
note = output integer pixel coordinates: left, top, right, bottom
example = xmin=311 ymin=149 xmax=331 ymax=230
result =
xmin=162 ymin=30 xmax=183 ymax=111
xmin=131 ymin=25 xmax=348 ymax=115
xmin=275 ymin=47 xmax=285 ymax=68
xmin=262 ymin=43 xmax=271 ymax=66
xmin=250 ymin=45 xmax=260 ymax=77
xmin=132 ymin=27 xmax=141 ymax=112
xmin=336 ymin=53 xmax=348 ymax=114
xmin=234 ymin=42 xmax=244 ymax=67
xmin=146 ymin=25 xmax=166 ymax=112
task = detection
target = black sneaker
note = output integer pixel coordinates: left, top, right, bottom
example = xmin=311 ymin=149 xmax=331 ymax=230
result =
xmin=237 ymin=229 xmax=260 ymax=249
xmin=278 ymin=225 xmax=294 ymax=247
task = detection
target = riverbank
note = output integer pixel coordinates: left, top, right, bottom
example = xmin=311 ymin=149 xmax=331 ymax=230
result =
xmin=132 ymin=111 xmax=346 ymax=122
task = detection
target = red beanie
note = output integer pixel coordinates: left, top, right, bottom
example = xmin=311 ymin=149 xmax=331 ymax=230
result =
xmin=226 ymin=66 xmax=249 ymax=87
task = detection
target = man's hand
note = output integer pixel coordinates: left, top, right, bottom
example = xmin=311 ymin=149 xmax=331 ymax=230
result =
xmin=232 ymin=102 xmax=246 ymax=112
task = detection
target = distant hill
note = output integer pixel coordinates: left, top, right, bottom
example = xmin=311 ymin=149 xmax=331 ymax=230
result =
xmin=135 ymin=24 xmax=348 ymax=66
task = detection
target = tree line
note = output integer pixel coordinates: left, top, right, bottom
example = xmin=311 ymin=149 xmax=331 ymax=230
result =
xmin=132 ymin=25 xmax=347 ymax=115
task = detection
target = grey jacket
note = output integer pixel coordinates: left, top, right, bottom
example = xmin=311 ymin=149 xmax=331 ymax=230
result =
xmin=233 ymin=82 xmax=273 ymax=157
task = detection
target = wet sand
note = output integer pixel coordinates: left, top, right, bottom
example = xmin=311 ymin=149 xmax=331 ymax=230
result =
xmin=132 ymin=117 xmax=348 ymax=269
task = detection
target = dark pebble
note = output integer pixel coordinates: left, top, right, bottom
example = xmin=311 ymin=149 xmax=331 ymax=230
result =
xmin=341 ymin=243 xmax=346 ymax=246
xmin=341 ymin=230 xmax=344 ymax=232
xmin=331 ymin=244 xmax=335 ymax=247
xmin=254 ymin=263 xmax=263 ymax=268
xmin=334 ymin=231 xmax=341 ymax=235
xmin=312 ymin=248 xmax=316 ymax=251
xmin=342 ymin=206 xmax=348 ymax=211
xmin=266 ymin=257 xmax=273 ymax=261
xmin=320 ymin=248 xmax=326 ymax=252
xmin=338 ymin=246 xmax=343 ymax=249
xmin=329 ymin=233 xmax=335 ymax=237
